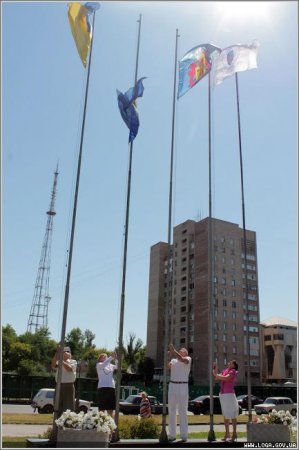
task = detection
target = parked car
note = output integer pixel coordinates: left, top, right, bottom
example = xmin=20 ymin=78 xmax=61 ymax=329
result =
xmin=254 ymin=397 xmax=297 ymax=416
xmin=237 ymin=394 xmax=264 ymax=410
xmin=31 ymin=388 xmax=91 ymax=414
xmin=119 ymin=394 xmax=166 ymax=415
xmin=188 ymin=395 xmax=242 ymax=415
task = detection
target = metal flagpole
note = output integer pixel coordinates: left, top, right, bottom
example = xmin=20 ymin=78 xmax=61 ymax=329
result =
xmin=159 ymin=28 xmax=179 ymax=443
xmin=207 ymin=71 xmax=216 ymax=442
xmin=113 ymin=14 xmax=142 ymax=442
xmin=52 ymin=11 xmax=96 ymax=441
xmin=235 ymin=72 xmax=252 ymax=421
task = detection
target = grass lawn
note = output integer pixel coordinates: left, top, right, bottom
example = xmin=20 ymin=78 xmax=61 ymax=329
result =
xmin=2 ymin=413 xmax=249 ymax=425
xmin=2 ymin=437 xmax=30 ymax=448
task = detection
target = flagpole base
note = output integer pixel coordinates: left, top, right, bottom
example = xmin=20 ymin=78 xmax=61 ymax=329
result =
xmin=110 ymin=429 xmax=120 ymax=443
xmin=159 ymin=427 xmax=169 ymax=443
xmin=207 ymin=429 xmax=216 ymax=442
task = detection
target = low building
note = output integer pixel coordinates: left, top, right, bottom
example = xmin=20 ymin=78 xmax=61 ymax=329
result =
xmin=260 ymin=316 xmax=297 ymax=384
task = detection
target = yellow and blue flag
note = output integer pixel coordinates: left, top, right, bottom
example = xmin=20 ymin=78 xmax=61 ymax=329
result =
xmin=117 ymin=78 xmax=146 ymax=143
xmin=68 ymin=2 xmax=100 ymax=67
xmin=178 ymin=43 xmax=221 ymax=98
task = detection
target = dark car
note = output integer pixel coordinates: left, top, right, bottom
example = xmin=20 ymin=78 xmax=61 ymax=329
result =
xmin=237 ymin=394 xmax=264 ymax=410
xmin=188 ymin=395 xmax=242 ymax=415
xmin=119 ymin=394 xmax=166 ymax=415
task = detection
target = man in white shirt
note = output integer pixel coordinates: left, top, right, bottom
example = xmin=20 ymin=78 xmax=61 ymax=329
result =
xmin=96 ymin=351 xmax=118 ymax=416
xmin=167 ymin=344 xmax=192 ymax=443
xmin=51 ymin=346 xmax=77 ymax=417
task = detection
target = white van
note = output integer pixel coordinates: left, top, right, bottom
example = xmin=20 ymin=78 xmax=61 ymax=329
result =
xmin=31 ymin=388 xmax=91 ymax=414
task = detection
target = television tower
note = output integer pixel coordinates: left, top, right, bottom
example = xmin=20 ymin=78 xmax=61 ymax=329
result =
xmin=27 ymin=165 xmax=59 ymax=333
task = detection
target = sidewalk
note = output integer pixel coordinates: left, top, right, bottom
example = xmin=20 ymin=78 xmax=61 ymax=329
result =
xmin=2 ymin=424 xmax=50 ymax=437
xmin=2 ymin=423 xmax=247 ymax=437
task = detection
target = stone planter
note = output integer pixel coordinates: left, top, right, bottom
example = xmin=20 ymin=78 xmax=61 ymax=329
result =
xmin=247 ymin=423 xmax=290 ymax=443
xmin=57 ymin=428 xmax=110 ymax=448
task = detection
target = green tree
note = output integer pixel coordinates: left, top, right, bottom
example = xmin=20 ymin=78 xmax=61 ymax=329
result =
xmin=2 ymin=324 xmax=18 ymax=372
xmin=138 ymin=356 xmax=155 ymax=383
xmin=7 ymin=341 xmax=33 ymax=372
xmin=18 ymin=327 xmax=57 ymax=371
xmin=122 ymin=332 xmax=143 ymax=373
xmin=18 ymin=359 xmax=48 ymax=376
xmin=65 ymin=327 xmax=96 ymax=361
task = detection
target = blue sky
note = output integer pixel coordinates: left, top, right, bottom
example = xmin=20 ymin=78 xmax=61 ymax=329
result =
xmin=3 ymin=1 xmax=298 ymax=350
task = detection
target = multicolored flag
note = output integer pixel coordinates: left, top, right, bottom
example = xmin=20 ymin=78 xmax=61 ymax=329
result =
xmin=68 ymin=2 xmax=100 ymax=67
xmin=213 ymin=41 xmax=259 ymax=86
xmin=117 ymin=77 xmax=146 ymax=143
xmin=178 ymin=43 xmax=221 ymax=98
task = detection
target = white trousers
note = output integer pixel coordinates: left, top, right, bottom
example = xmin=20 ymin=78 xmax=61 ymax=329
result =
xmin=168 ymin=383 xmax=189 ymax=440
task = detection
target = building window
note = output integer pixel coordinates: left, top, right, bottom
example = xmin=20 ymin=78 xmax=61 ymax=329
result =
xmin=223 ymin=310 xmax=227 ymax=319
xmin=220 ymin=277 xmax=226 ymax=285
xmin=232 ymin=301 xmax=236 ymax=308
xmin=264 ymin=335 xmax=271 ymax=341
xmin=232 ymin=323 xmax=236 ymax=331
xmin=233 ymin=347 xmax=237 ymax=354
xmin=221 ymin=288 xmax=226 ymax=296
xmin=223 ymin=299 xmax=227 ymax=307
xmin=232 ymin=335 xmax=236 ymax=342
xmin=223 ymin=322 xmax=227 ymax=330
xmin=231 ymin=258 xmax=235 ymax=265
xmin=214 ymin=276 xmax=218 ymax=283
xmin=232 ymin=290 xmax=236 ymax=297
xmin=273 ymin=334 xmax=284 ymax=340
xmin=223 ymin=334 xmax=227 ymax=342
xmin=231 ymin=280 xmax=236 ymax=286
xmin=232 ymin=312 xmax=236 ymax=319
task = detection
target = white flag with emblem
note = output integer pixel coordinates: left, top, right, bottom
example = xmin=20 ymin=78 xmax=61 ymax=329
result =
xmin=213 ymin=41 xmax=259 ymax=86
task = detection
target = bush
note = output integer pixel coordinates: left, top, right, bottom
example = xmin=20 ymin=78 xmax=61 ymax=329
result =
xmin=38 ymin=426 xmax=55 ymax=440
xmin=119 ymin=416 xmax=160 ymax=439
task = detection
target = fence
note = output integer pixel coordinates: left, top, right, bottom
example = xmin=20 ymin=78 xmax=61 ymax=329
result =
xmin=2 ymin=373 xmax=297 ymax=404
xmin=2 ymin=373 xmax=139 ymax=404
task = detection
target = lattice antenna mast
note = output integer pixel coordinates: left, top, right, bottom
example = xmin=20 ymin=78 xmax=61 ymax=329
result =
xmin=27 ymin=165 xmax=59 ymax=333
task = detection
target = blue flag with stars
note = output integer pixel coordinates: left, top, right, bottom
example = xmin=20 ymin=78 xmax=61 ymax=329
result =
xmin=117 ymin=77 xmax=146 ymax=143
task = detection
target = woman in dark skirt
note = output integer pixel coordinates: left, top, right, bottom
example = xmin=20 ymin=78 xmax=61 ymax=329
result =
xmin=96 ymin=352 xmax=118 ymax=416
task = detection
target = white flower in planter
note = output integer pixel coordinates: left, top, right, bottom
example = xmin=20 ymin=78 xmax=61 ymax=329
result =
xmin=257 ymin=409 xmax=297 ymax=430
xmin=55 ymin=409 xmax=116 ymax=434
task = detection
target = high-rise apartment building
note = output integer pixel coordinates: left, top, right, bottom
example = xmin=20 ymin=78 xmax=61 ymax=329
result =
xmin=146 ymin=217 xmax=261 ymax=385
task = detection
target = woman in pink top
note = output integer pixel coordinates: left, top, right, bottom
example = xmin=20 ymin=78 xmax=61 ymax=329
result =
xmin=213 ymin=360 xmax=239 ymax=442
